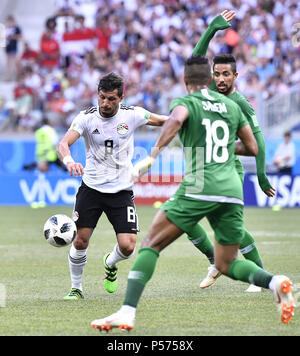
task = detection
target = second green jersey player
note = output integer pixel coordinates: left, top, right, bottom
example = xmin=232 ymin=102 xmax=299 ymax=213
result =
xmin=187 ymin=10 xmax=276 ymax=292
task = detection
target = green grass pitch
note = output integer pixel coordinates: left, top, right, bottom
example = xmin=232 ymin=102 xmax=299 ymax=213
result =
xmin=0 ymin=205 xmax=299 ymax=336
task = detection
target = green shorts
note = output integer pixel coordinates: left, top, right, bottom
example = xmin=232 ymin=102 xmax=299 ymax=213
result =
xmin=161 ymin=194 xmax=244 ymax=246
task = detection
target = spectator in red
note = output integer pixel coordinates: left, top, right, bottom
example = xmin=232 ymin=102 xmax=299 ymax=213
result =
xmin=14 ymin=77 xmax=34 ymax=99
xmin=225 ymin=28 xmax=239 ymax=53
xmin=21 ymin=42 xmax=39 ymax=64
xmin=62 ymin=15 xmax=96 ymax=59
xmin=45 ymin=17 xmax=60 ymax=41
xmin=74 ymin=15 xmax=95 ymax=38
xmin=40 ymin=30 xmax=60 ymax=69
xmin=95 ymin=17 xmax=112 ymax=53
xmin=13 ymin=74 xmax=34 ymax=129
xmin=49 ymin=92 xmax=68 ymax=113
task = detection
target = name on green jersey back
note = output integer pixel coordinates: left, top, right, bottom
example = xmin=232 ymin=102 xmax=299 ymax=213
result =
xmin=202 ymin=101 xmax=227 ymax=114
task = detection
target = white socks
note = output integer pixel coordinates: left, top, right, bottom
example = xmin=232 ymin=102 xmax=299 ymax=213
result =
xmin=68 ymin=243 xmax=136 ymax=291
xmin=106 ymin=244 xmax=135 ymax=267
xmin=68 ymin=244 xmax=88 ymax=291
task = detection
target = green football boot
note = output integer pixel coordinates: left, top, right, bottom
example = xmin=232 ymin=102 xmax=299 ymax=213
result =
xmin=63 ymin=288 xmax=84 ymax=300
xmin=103 ymin=253 xmax=118 ymax=293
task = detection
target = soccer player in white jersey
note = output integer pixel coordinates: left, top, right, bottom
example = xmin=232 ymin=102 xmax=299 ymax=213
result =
xmin=57 ymin=72 xmax=168 ymax=300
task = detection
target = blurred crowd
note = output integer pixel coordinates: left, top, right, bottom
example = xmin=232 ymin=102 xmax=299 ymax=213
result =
xmin=0 ymin=0 xmax=300 ymax=133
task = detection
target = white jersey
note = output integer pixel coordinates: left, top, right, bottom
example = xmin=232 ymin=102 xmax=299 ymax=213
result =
xmin=70 ymin=104 xmax=149 ymax=193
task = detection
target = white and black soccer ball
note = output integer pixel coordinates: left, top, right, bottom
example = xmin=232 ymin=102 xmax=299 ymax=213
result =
xmin=43 ymin=214 xmax=77 ymax=247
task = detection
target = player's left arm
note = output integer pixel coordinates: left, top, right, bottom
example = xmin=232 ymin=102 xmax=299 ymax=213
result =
xmin=146 ymin=112 xmax=169 ymax=126
xmin=236 ymin=132 xmax=275 ymax=197
xmin=235 ymin=99 xmax=275 ymax=197
xmin=253 ymin=131 xmax=276 ymax=197
xmin=132 ymin=106 xmax=188 ymax=181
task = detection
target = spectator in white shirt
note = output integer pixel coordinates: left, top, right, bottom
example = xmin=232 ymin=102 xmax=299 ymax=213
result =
xmin=273 ymin=131 xmax=296 ymax=174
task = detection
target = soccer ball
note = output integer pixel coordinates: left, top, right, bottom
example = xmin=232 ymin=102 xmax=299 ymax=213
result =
xmin=43 ymin=214 xmax=77 ymax=247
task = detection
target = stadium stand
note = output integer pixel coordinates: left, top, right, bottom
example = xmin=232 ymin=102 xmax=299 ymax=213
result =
xmin=0 ymin=0 xmax=299 ymax=137
xmin=0 ymin=0 xmax=300 ymax=206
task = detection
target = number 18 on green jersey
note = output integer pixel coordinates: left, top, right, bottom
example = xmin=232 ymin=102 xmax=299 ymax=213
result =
xmin=169 ymin=89 xmax=248 ymax=204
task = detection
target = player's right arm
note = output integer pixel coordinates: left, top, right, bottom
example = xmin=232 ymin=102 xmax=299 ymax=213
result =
xmin=192 ymin=10 xmax=235 ymax=56
xmin=235 ymin=98 xmax=275 ymax=197
xmin=253 ymin=131 xmax=276 ymax=197
xmin=57 ymin=129 xmax=84 ymax=177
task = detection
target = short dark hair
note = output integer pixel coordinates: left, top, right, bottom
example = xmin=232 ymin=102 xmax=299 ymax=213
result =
xmin=46 ymin=17 xmax=56 ymax=30
xmin=213 ymin=54 xmax=237 ymax=73
xmin=184 ymin=55 xmax=211 ymax=86
xmin=98 ymin=72 xmax=124 ymax=97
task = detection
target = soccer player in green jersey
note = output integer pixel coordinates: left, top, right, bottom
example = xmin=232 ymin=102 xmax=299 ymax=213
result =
xmin=187 ymin=10 xmax=276 ymax=292
xmin=91 ymin=56 xmax=294 ymax=331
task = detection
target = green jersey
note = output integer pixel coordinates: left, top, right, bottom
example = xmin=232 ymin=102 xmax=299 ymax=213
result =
xmin=227 ymin=91 xmax=261 ymax=181
xmin=216 ymin=87 xmax=261 ymax=135
xmin=170 ymin=89 xmax=248 ymax=203
xmin=209 ymin=84 xmax=261 ymax=180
